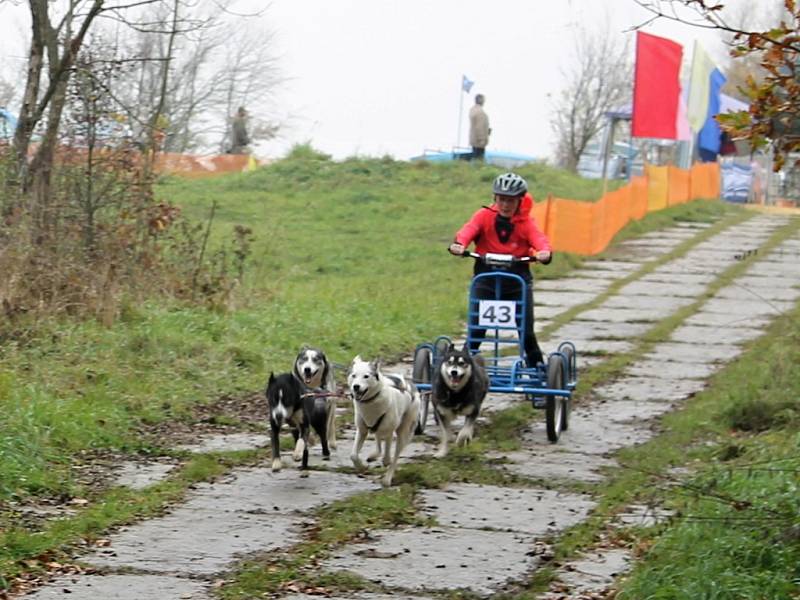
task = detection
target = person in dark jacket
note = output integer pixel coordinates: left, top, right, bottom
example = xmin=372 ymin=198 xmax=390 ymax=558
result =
xmin=229 ymin=106 xmax=250 ymax=154
xmin=449 ymin=172 xmax=552 ymax=366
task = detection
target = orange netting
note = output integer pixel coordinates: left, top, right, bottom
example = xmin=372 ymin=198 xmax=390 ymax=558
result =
xmin=534 ymin=162 xmax=720 ymax=256
xmin=154 ymin=152 xmax=258 ymax=177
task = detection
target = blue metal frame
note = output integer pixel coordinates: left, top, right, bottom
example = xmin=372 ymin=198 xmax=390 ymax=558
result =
xmin=414 ymin=272 xmax=578 ymax=404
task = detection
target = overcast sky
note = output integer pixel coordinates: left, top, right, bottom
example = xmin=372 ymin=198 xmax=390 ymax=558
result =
xmin=0 ymin=0 xmax=750 ymax=162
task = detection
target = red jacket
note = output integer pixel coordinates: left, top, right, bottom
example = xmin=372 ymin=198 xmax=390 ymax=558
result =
xmin=455 ymin=194 xmax=551 ymax=256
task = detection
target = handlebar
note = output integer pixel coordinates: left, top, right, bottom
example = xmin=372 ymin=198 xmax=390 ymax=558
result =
xmin=459 ymin=251 xmax=535 ymax=266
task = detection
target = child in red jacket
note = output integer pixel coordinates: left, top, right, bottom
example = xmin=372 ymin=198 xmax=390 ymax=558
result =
xmin=449 ymin=172 xmax=551 ymax=366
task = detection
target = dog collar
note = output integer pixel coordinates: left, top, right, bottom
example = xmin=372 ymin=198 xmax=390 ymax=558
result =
xmin=355 ymin=389 xmax=381 ymax=404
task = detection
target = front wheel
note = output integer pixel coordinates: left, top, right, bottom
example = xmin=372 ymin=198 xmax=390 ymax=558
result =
xmin=412 ymin=347 xmax=432 ymax=435
xmin=545 ymin=354 xmax=565 ymax=443
xmin=558 ymin=347 xmax=574 ymax=432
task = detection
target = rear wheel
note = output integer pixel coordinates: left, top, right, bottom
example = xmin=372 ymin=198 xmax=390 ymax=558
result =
xmin=412 ymin=347 xmax=432 ymax=435
xmin=558 ymin=347 xmax=574 ymax=432
xmin=545 ymin=354 xmax=565 ymax=443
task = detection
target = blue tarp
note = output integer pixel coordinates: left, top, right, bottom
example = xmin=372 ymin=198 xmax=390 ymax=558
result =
xmin=0 ymin=108 xmax=17 ymax=139
xmin=721 ymin=161 xmax=752 ymax=203
xmin=410 ymin=149 xmax=536 ymax=169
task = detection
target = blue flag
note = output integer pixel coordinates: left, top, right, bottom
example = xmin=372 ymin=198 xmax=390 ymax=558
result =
xmin=462 ymin=75 xmax=474 ymax=93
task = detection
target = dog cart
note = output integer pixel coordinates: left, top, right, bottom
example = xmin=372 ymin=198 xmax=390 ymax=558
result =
xmin=413 ymin=252 xmax=577 ymax=443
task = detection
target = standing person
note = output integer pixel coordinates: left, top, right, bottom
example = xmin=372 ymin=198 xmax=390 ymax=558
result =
xmin=229 ymin=106 xmax=250 ymax=154
xmin=448 ymin=172 xmax=552 ymax=367
xmin=468 ymin=94 xmax=490 ymax=161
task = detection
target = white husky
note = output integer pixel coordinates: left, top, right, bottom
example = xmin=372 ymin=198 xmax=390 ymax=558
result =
xmin=347 ymin=356 xmax=420 ymax=487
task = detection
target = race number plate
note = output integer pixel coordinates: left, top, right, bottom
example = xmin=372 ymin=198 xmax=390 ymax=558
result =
xmin=478 ymin=300 xmax=516 ymax=327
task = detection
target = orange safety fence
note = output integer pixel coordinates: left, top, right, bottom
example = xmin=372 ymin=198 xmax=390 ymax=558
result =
xmin=534 ymin=162 xmax=720 ymax=256
xmin=154 ymin=152 xmax=259 ymax=177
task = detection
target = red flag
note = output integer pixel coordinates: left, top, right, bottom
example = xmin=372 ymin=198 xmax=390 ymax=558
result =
xmin=632 ymin=32 xmax=683 ymax=139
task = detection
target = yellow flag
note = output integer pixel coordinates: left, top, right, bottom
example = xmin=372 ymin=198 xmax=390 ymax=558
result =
xmin=246 ymin=154 xmax=258 ymax=172
xmin=687 ymin=41 xmax=715 ymax=132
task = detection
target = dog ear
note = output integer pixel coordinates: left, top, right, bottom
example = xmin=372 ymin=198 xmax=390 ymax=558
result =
xmin=268 ymin=372 xmax=275 ymax=384
xmin=352 ymin=354 xmax=362 ymax=365
xmin=370 ymin=358 xmax=381 ymax=374
xmin=461 ymin=342 xmax=470 ymax=354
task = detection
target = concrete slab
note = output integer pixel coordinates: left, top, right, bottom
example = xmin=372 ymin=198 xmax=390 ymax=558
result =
xmin=561 ymin=340 xmax=635 ymax=355
xmin=547 ymin=321 xmax=651 ymax=341
xmin=624 ymin=359 xmax=722 ymax=380
xmin=581 ymin=260 xmax=644 ymax=271
xmin=583 ymin=398 xmax=678 ymax=423
xmin=542 ymin=548 xmax=632 ymax=599
xmin=22 ymin=574 xmax=210 ymax=600
xmin=535 ymin=278 xmax=611 ymax=293
xmin=575 ymin=307 xmax=661 ymax=323
xmin=88 ymin=469 xmax=377 ymax=576
xmin=322 ymin=527 xmax=537 ymax=597
xmin=648 ymin=341 xmax=743 ymax=364
xmin=618 ymin=240 xmax=684 ymax=251
xmin=643 ymin=270 xmax=716 ymax=285
xmin=87 ymin=505 xmax=297 ymax=575
xmin=175 ymin=432 xmax=268 ymax=454
xmin=668 ymin=324 xmax=765 ymax=346
xmin=535 ymin=291 xmax=597 ymax=307
xmin=114 ymin=461 xmax=176 ymax=490
xmin=683 ymin=311 xmax=771 ymax=329
xmin=701 ymin=297 xmax=795 ymax=317
xmin=522 ymin=413 xmax=654 ymax=455
xmin=602 ymin=294 xmax=694 ymax=311
xmin=569 ymin=268 xmax=636 ymax=280
xmin=536 ymin=304 xmax=570 ymax=320
xmin=715 ymin=284 xmax=800 ymax=303
xmin=619 ymin=280 xmax=708 ymax=297
xmin=593 ymin=376 xmax=706 ymax=403
xmin=419 ymin=484 xmax=595 ymax=535
xmin=493 ymin=449 xmax=618 ymax=483
xmin=732 ymin=274 xmax=800 ymax=290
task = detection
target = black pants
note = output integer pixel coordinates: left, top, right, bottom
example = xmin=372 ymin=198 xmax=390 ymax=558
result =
xmin=468 ymin=275 xmax=544 ymax=367
xmin=471 ymin=146 xmax=485 ymax=161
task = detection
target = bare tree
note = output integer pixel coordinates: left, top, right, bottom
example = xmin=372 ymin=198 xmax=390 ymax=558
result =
xmin=112 ymin=3 xmax=283 ymax=155
xmin=551 ymin=24 xmax=633 ymax=172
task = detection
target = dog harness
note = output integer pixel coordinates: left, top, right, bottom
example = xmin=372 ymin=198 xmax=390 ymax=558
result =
xmin=365 ymin=412 xmax=387 ymax=433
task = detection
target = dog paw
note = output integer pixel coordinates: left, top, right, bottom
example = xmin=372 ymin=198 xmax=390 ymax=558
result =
xmin=329 ymin=439 xmax=337 ymax=450
xmin=380 ymin=474 xmax=393 ymax=488
xmin=299 ymin=470 xmax=310 ymax=478
xmin=456 ymin=431 xmax=473 ymax=446
xmin=322 ymin=454 xmax=331 ymax=461
xmin=366 ymin=451 xmax=380 ymax=463
xmin=271 ymin=458 xmax=283 ymax=472
xmin=351 ymin=457 xmax=365 ymax=471
xmin=434 ymin=448 xmax=449 ymax=459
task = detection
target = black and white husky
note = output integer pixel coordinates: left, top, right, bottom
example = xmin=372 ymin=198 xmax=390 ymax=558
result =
xmin=266 ymin=372 xmax=332 ymax=475
xmin=431 ymin=344 xmax=489 ymax=458
xmin=347 ymin=356 xmax=420 ymax=487
xmin=292 ymin=346 xmax=337 ymax=451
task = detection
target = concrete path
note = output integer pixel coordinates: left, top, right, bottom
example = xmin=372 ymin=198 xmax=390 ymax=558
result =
xmin=20 ymin=213 xmax=799 ymax=599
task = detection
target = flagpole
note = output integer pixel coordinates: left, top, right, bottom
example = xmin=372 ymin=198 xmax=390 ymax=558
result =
xmin=456 ymin=79 xmax=465 ymax=151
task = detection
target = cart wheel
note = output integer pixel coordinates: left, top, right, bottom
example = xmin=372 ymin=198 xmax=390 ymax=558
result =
xmin=433 ymin=336 xmax=452 ymax=360
xmin=412 ymin=347 xmax=432 ymax=435
xmin=558 ymin=347 xmax=574 ymax=432
xmin=545 ymin=354 xmax=565 ymax=443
